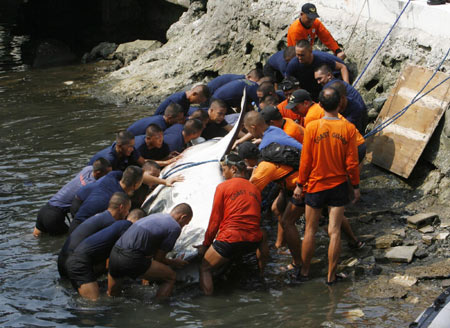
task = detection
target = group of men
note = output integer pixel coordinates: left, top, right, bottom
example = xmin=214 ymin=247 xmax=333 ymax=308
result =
xmin=33 ymin=2 xmax=368 ymax=300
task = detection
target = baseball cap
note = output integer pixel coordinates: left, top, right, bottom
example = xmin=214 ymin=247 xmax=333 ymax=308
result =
xmin=279 ymin=76 xmax=300 ymax=91
xmin=260 ymin=105 xmax=282 ymax=123
xmin=285 ymin=89 xmax=312 ymax=110
xmin=301 ymin=3 xmax=319 ymax=20
xmin=237 ymin=142 xmax=260 ymax=160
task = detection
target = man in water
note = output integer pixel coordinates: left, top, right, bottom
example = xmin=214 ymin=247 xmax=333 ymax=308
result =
xmin=33 ymin=158 xmax=111 ymax=237
xmin=65 ymin=208 xmax=145 ymax=300
xmin=196 ymin=153 xmax=268 ymax=295
xmin=107 ymin=203 xmax=193 ymax=299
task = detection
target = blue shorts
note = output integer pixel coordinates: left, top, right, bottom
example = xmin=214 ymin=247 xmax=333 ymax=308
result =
xmin=305 ymin=182 xmax=349 ymax=209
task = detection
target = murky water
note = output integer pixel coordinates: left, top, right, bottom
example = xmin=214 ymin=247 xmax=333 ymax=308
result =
xmin=0 ymin=21 xmax=438 ymax=327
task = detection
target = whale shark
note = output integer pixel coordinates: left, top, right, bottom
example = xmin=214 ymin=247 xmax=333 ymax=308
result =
xmin=141 ymin=91 xmax=247 ymax=282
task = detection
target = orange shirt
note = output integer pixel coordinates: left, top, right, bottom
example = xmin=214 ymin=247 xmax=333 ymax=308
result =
xmin=203 ymin=177 xmax=262 ymax=246
xmin=282 ymin=117 xmax=304 ymax=144
xmin=278 ymin=99 xmax=304 ymax=125
xmin=250 ymin=161 xmax=298 ymax=192
xmin=304 ymin=104 xmax=365 ymax=146
xmin=299 ymin=117 xmax=359 ymax=193
xmin=287 ymin=19 xmax=340 ymax=53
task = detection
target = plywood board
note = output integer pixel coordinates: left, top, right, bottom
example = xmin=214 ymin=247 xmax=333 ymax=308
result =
xmin=366 ymin=65 xmax=450 ymax=178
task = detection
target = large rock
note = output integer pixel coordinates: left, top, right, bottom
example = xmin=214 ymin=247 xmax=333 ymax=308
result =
xmin=406 ymin=259 xmax=450 ymax=279
xmin=385 ymin=246 xmax=417 ymax=263
xmin=375 ymin=234 xmax=403 ymax=249
xmin=114 ymin=40 xmax=163 ymax=66
xmin=407 ymin=213 xmax=438 ymax=228
xmin=358 ymin=276 xmax=409 ymax=299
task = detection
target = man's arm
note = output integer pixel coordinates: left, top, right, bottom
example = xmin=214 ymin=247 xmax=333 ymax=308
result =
xmin=202 ymin=186 xmax=224 ymax=247
xmin=298 ymin=125 xmax=313 ymax=187
xmin=335 ymin=61 xmax=349 ymax=84
xmin=345 ymin=126 xmax=360 ymax=203
xmin=142 ymin=171 xmax=184 ymax=187
xmin=154 ymin=249 xmax=188 ymax=269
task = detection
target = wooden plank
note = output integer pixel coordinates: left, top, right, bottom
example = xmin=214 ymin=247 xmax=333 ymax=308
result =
xmin=366 ymin=65 xmax=450 ymax=178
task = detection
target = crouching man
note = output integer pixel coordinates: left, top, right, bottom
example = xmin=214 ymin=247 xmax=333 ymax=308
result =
xmin=196 ymin=153 xmax=269 ymax=296
xmin=107 ymin=203 xmax=193 ymax=299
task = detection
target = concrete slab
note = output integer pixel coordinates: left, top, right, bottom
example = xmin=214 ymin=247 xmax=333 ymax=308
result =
xmin=407 ymin=213 xmax=438 ymax=227
xmin=376 ymin=234 xmax=403 ymax=249
xmin=419 ymin=225 xmax=435 ymax=234
xmin=385 ymin=245 xmax=418 ymax=263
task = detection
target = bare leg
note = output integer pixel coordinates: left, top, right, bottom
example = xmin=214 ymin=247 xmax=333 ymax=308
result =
xmin=33 ymin=227 xmax=42 ymax=237
xmin=327 ymin=206 xmax=345 ymax=283
xmin=142 ymin=260 xmax=176 ymax=299
xmin=78 ymin=282 xmax=100 ymax=301
xmin=257 ymin=230 xmax=269 ymax=276
xmin=199 ymin=246 xmax=229 ymax=296
xmin=281 ymin=202 xmax=304 ymax=267
xmin=272 ymin=191 xmax=287 ymax=249
xmin=341 ymin=216 xmax=358 ymax=244
xmin=107 ymin=273 xmax=122 ymax=297
xmin=300 ymin=205 xmax=321 ymax=277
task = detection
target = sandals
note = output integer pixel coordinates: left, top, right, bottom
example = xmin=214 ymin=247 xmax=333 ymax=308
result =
xmin=326 ymin=272 xmax=347 ymax=286
xmin=280 ymin=262 xmax=298 ymax=272
xmin=349 ymin=240 xmax=365 ymax=249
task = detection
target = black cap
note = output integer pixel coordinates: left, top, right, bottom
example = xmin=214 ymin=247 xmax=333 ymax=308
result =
xmin=279 ymin=76 xmax=300 ymax=91
xmin=237 ymin=142 xmax=260 ymax=160
xmin=260 ymin=105 xmax=282 ymax=123
xmin=301 ymin=3 xmax=319 ymax=20
xmin=285 ymin=89 xmax=312 ymax=110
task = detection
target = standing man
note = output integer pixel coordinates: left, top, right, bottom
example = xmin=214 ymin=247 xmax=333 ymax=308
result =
xmin=286 ymin=40 xmax=349 ymax=100
xmin=107 ymin=203 xmax=193 ymax=299
xmin=295 ymin=87 xmax=360 ymax=284
xmin=196 ymin=153 xmax=268 ymax=295
xmin=287 ymin=3 xmax=346 ymax=60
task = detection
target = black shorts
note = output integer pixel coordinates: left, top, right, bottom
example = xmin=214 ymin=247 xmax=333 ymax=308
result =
xmin=108 ymin=246 xmax=151 ymax=279
xmin=66 ymin=253 xmax=96 ymax=289
xmin=212 ymin=240 xmax=260 ymax=260
xmin=35 ymin=203 xmax=69 ymax=235
xmin=305 ymin=182 xmax=349 ymax=209
xmin=358 ymin=143 xmax=366 ymax=163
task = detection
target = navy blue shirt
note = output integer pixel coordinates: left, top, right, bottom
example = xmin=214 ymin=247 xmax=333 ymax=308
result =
xmin=259 ymin=126 xmax=303 ymax=151
xmin=286 ymin=50 xmax=344 ymax=100
xmin=212 ymin=79 xmax=259 ymax=109
xmin=267 ymin=50 xmax=289 ymax=76
xmin=76 ymin=180 xmax=99 ymax=202
xmin=127 ymin=115 xmax=167 ymax=137
xmin=61 ymin=210 xmax=117 ymax=255
xmin=163 ymin=124 xmax=185 ymax=153
xmin=202 ymin=120 xmax=228 ymax=140
xmin=134 ymin=135 xmax=170 ymax=160
xmin=88 ymin=143 xmax=141 ymax=171
xmin=73 ymin=220 xmax=132 ymax=263
xmin=115 ymin=213 xmax=181 ymax=255
xmin=48 ymin=166 xmax=95 ymax=209
xmin=75 ymin=171 xmax=124 ymax=222
xmin=154 ymin=91 xmax=189 ymax=116
xmin=207 ymin=74 xmax=245 ymax=94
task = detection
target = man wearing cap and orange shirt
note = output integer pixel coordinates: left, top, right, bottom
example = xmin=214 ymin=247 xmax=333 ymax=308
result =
xmin=287 ymin=3 xmax=346 ymax=60
xmin=294 ymin=87 xmax=360 ymax=285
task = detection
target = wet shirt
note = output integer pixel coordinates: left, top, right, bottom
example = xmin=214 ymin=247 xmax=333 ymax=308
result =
xmin=282 ymin=118 xmax=304 ymax=144
xmin=259 ymin=126 xmax=303 ymax=151
xmin=73 ymin=220 xmax=132 ymax=263
xmin=299 ymin=117 xmax=360 ymax=193
xmin=267 ymin=50 xmax=289 ymax=76
xmin=154 ymin=91 xmax=189 ymax=116
xmin=115 ymin=213 xmax=181 ymax=255
xmin=76 ymin=180 xmax=99 ymax=202
xmin=127 ymin=115 xmax=167 ymax=137
xmin=304 ymin=103 xmax=365 ymax=146
xmin=286 ymin=51 xmax=343 ymax=100
xmin=212 ymin=79 xmax=259 ymax=109
xmin=287 ymin=18 xmax=340 ymax=53
xmin=88 ymin=143 xmax=140 ymax=171
xmin=75 ymin=171 xmax=124 ymax=222
xmin=207 ymin=74 xmax=245 ymax=94
xmin=201 ymin=120 xmax=228 ymax=140
xmin=48 ymin=166 xmax=95 ymax=209
xmin=61 ymin=210 xmax=116 ymax=254
xmin=278 ymin=99 xmax=304 ymax=124
xmin=203 ymin=178 xmax=262 ymax=246
xmin=250 ymin=161 xmax=299 ymax=192
xmin=163 ymin=123 xmax=185 ymax=153
xmin=134 ymin=135 xmax=170 ymax=160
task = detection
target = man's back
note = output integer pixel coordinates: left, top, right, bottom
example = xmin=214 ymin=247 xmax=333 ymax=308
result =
xmin=127 ymin=115 xmax=167 ymax=137
xmin=212 ymin=79 xmax=259 ymax=108
xmin=154 ymin=91 xmax=189 ymax=116
xmin=163 ymin=124 xmax=185 ymax=153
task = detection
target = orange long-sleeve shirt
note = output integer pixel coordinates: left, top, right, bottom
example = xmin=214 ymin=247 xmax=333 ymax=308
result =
xmin=287 ymin=19 xmax=340 ymax=53
xmin=304 ymin=103 xmax=365 ymax=146
xmin=299 ymin=117 xmax=359 ymax=193
xmin=203 ymin=177 xmax=262 ymax=247
xmin=282 ymin=117 xmax=304 ymax=144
